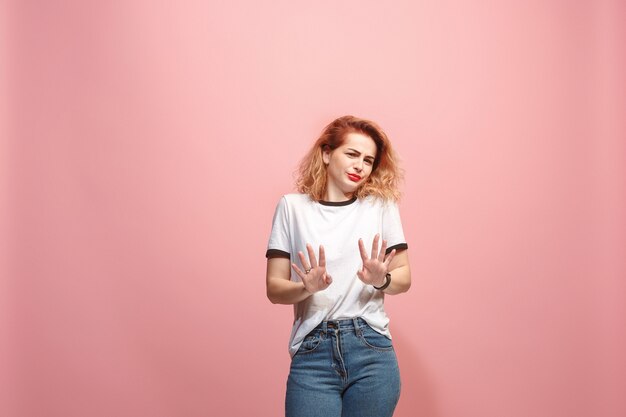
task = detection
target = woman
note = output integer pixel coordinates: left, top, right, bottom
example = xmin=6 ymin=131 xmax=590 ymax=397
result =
xmin=266 ymin=115 xmax=411 ymax=417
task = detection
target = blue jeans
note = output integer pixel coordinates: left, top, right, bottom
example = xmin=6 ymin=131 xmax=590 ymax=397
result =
xmin=286 ymin=317 xmax=401 ymax=417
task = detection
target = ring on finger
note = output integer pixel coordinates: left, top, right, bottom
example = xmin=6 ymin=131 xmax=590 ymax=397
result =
xmin=305 ymin=269 xmax=311 ymax=274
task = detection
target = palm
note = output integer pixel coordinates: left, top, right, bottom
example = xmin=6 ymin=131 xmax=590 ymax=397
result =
xmin=291 ymin=244 xmax=333 ymax=293
xmin=357 ymin=234 xmax=395 ymax=287
xmin=360 ymin=258 xmax=386 ymax=283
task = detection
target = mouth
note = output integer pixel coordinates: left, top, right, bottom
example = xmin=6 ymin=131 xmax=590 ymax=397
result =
xmin=347 ymin=173 xmax=362 ymax=182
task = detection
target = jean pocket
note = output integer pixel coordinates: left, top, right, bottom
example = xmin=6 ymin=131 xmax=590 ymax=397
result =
xmin=297 ymin=330 xmax=323 ymax=355
xmin=358 ymin=324 xmax=393 ymax=351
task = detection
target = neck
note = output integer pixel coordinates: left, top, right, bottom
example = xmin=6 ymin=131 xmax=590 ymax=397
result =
xmin=323 ymin=187 xmax=353 ymax=202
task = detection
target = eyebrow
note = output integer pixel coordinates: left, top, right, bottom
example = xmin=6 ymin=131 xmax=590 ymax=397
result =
xmin=347 ymin=148 xmax=376 ymax=160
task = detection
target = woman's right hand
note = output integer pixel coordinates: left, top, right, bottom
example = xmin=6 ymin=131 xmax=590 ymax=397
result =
xmin=291 ymin=244 xmax=333 ymax=294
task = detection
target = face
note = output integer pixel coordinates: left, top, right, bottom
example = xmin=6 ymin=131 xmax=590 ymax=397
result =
xmin=322 ymin=132 xmax=377 ymax=200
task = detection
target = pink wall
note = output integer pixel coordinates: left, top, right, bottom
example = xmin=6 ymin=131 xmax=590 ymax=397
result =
xmin=3 ymin=1 xmax=625 ymax=416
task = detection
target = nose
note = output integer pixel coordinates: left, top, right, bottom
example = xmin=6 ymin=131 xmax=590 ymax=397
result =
xmin=354 ymin=159 xmax=364 ymax=172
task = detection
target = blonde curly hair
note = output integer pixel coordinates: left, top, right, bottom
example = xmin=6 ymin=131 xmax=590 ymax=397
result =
xmin=296 ymin=115 xmax=402 ymax=202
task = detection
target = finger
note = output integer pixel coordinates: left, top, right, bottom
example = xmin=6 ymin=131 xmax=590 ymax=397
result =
xmin=384 ymin=249 xmax=396 ymax=266
xmin=318 ymin=245 xmax=326 ymax=267
xmin=378 ymin=239 xmax=388 ymax=262
xmin=298 ymin=251 xmax=310 ymax=271
xmin=356 ymin=268 xmax=365 ymax=282
xmin=324 ymin=274 xmax=333 ymax=285
xmin=358 ymin=238 xmax=369 ymax=261
xmin=306 ymin=244 xmax=318 ymax=269
xmin=371 ymin=234 xmax=379 ymax=259
xmin=291 ymin=263 xmax=305 ymax=279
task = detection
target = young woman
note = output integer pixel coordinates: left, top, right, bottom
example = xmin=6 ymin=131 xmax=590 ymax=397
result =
xmin=265 ymin=115 xmax=411 ymax=417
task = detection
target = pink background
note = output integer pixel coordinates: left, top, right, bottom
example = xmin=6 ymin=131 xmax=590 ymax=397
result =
xmin=2 ymin=1 xmax=625 ymax=416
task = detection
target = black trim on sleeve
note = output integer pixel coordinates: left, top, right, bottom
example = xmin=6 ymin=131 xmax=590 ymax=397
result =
xmin=266 ymin=249 xmax=291 ymax=259
xmin=386 ymin=243 xmax=408 ymax=254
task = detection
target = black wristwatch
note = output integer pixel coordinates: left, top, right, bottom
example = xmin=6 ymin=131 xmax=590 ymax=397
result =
xmin=373 ymin=273 xmax=391 ymax=291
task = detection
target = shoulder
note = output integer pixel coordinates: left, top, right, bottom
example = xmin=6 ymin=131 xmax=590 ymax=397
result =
xmin=272 ymin=194 xmax=315 ymax=217
xmin=360 ymin=195 xmax=398 ymax=210
xmin=281 ymin=193 xmax=315 ymax=207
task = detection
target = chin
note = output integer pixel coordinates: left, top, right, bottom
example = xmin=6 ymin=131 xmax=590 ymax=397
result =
xmin=342 ymin=185 xmax=360 ymax=195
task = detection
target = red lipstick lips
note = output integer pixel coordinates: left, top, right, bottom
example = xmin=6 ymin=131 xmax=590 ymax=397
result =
xmin=347 ymin=173 xmax=361 ymax=182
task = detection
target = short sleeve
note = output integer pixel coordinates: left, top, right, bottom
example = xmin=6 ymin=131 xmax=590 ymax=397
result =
xmin=382 ymin=201 xmax=408 ymax=254
xmin=266 ymin=196 xmax=291 ymax=259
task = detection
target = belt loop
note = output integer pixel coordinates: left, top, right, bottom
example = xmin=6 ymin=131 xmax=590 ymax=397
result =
xmin=352 ymin=317 xmax=361 ymax=336
xmin=322 ymin=320 xmax=328 ymax=335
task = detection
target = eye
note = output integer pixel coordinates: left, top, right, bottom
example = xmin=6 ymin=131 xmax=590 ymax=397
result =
xmin=347 ymin=152 xmax=358 ymax=158
xmin=364 ymin=159 xmax=374 ymax=166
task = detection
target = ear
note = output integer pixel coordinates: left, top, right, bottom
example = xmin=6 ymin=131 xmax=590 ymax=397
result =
xmin=322 ymin=146 xmax=331 ymax=165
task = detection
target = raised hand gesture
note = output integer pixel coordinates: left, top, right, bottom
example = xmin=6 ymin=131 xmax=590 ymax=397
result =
xmin=291 ymin=244 xmax=333 ymax=294
xmin=357 ymin=234 xmax=396 ymax=287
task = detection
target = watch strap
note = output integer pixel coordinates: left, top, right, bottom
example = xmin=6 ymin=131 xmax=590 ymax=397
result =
xmin=373 ymin=273 xmax=392 ymax=290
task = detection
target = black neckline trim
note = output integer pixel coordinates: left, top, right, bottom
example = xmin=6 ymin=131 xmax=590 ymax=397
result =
xmin=317 ymin=196 xmax=358 ymax=206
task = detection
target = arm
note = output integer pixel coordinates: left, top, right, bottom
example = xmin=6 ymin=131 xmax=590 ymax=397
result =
xmin=382 ymin=249 xmax=411 ymax=295
xmin=266 ymin=244 xmax=333 ymax=305
xmin=266 ymin=257 xmax=311 ymax=305
xmin=356 ymin=234 xmax=411 ymax=295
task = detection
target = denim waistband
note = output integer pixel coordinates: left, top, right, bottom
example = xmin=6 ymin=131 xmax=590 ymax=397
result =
xmin=313 ymin=317 xmax=368 ymax=333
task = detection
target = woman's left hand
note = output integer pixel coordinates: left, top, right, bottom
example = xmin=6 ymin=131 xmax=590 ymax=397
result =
xmin=357 ymin=234 xmax=396 ymax=287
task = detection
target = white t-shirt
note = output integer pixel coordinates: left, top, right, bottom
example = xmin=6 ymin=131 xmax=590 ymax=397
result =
xmin=266 ymin=193 xmax=408 ymax=357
